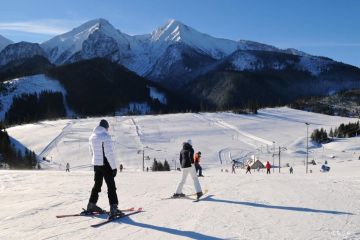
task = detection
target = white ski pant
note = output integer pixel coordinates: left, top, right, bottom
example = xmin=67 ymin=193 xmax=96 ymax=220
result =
xmin=176 ymin=165 xmax=202 ymax=194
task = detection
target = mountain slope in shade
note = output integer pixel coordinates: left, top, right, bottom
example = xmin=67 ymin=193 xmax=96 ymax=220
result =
xmin=0 ymin=42 xmax=46 ymax=66
xmin=0 ymin=55 xmax=53 ymax=82
xmin=186 ymin=50 xmax=360 ymax=109
xmin=0 ymin=34 xmax=13 ymax=51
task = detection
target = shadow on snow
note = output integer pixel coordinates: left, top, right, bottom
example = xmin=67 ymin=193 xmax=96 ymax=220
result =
xmin=202 ymin=195 xmax=353 ymax=215
xmin=121 ymin=217 xmax=224 ymax=240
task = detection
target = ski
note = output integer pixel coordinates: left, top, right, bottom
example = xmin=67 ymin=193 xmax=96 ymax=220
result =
xmin=161 ymin=189 xmax=208 ymax=200
xmin=90 ymin=208 xmax=144 ymax=228
xmin=56 ymin=207 xmax=135 ymax=218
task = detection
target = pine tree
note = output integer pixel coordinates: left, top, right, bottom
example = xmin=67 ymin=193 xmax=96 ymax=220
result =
xmin=164 ymin=160 xmax=170 ymax=171
xmin=151 ymin=159 xmax=158 ymax=171
xmin=157 ymin=161 xmax=164 ymax=171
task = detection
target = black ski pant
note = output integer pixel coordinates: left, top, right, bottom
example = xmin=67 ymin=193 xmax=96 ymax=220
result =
xmin=195 ymin=163 xmax=202 ymax=176
xmin=89 ymin=165 xmax=118 ymax=205
xmin=267 ymin=169 xmax=271 ymax=174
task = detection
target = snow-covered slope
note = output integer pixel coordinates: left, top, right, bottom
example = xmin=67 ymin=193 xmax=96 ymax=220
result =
xmin=0 ymin=34 xmax=13 ymax=51
xmin=1 ymin=163 xmax=360 ymax=240
xmin=0 ymin=42 xmax=46 ymax=66
xmin=3 ymin=107 xmax=360 ymax=240
xmin=6 ymin=107 xmax=360 ymax=170
xmin=0 ymin=74 xmax=70 ymax=120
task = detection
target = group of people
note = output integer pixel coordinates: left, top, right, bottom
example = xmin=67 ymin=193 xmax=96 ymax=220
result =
xmin=244 ymin=161 xmax=272 ymax=174
xmin=234 ymin=161 xmax=295 ymax=174
xmin=86 ymin=119 xmax=205 ymax=219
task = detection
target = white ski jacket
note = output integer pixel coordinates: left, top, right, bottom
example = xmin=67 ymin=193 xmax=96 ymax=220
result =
xmin=89 ymin=126 xmax=117 ymax=170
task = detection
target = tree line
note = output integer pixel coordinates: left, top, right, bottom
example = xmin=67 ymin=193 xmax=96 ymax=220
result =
xmin=329 ymin=121 xmax=360 ymax=138
xmin=0 ymin=122 xmax=37 ymax=169
xmin=151 ymin=159 xmax=171 ymax=171
xmin=4 ymin=91 xmax=66 ymax=126
xmin=311 ymin=121 xmax=360 ymax=144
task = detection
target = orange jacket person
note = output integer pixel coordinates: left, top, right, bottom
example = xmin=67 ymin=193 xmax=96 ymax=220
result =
xmin=194 ymin=152 xmax=204 ymax=177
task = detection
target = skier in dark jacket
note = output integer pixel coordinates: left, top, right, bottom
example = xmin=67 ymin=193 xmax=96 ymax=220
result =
xmin=246 ymin=165 xmax=251 ymax=174
xmin=173 ymin=140 xmax=203 ymax=199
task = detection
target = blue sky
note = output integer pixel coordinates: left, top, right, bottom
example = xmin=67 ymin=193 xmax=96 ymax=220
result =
xmin=0 ymin=0 xmax=359 ymax=67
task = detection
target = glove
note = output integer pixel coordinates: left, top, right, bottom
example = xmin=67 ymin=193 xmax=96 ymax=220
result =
xmin=112 ymin=169 xmax=117 ymax=177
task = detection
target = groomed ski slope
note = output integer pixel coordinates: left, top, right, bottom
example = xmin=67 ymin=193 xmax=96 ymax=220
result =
xmin=0 ymin=163 xmax=359 ymax=240
xmin=6 ymin=107 xmax=360 ymax=171
xmin=1 ymin=107 xmax=360 ymax=239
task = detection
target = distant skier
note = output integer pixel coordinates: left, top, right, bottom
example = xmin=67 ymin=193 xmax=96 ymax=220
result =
xmin=231 ymin=161 xmax=236 ymax=174
xmin=119 ymin=164 xmax=123 ymax=172
xmin=87 ymin=119 xmax=123 ymax=219
xmin=266 ymin=161 xmax=271 ymax=174
xmin=289 ymin=166 xmax=293 ymax=174
xmin=194 ymin=151 xmax=204 ymax=177
xmin=66 ymin=162 xmax=70 ymax=172
xmin=321 ymin=164 xmax=330 ymax=172
xmin=245 ymin=165 xmax=251 ymax=174
xmin=173 ymin=140 xmax=203 ymax=199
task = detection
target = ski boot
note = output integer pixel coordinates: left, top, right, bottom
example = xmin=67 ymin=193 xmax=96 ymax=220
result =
xmin=86 ymin=202 xmax=105 ymax=213
xmin=196 ymin=191 xmax=203 ymax=200
xmin=109 ymin=204 xmax=124 ymax=219
xmin=172 ymin=193 xmax=186 ymax=198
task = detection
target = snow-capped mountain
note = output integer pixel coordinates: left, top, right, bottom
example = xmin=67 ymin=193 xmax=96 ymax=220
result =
xmin=148 ymin=20 xmax=284 ymax=59
xmin=41 ymin=18 xmax=133 ymax=65
xmin=149 ymin=19 xmax=240 ymax=59
xmin=0 ymin=18 xmax=358 ymax=97
xmin=0 ymin=42 xmax=46 ymax=66
xmin=39 ymin=18 xmax=322 ymax=79
xmin=0 ymin=34 xmax=13 ymax=52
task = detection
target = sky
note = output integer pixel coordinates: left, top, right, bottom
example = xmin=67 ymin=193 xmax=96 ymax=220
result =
xmin=0 ymin=0 xmax=359 ymax=67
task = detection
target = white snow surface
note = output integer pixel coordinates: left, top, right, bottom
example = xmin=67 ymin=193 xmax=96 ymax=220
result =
xmin=0 ymin=74 xmax=69 ymax=120
xmin=0 ymin=34 xmax=13 ymax=51
xmin=3 ymin=107 xmax=360 ymax=239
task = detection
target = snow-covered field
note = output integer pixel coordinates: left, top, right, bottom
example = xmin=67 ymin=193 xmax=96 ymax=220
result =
xmin=2 ymin=107 xmax=360 ymax=239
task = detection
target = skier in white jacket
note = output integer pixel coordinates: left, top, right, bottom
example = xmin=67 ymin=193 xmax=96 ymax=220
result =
xmin=87 ymin=119 xmax=123 ymax=218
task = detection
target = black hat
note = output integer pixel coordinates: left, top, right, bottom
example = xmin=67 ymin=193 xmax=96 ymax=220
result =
xmin=99 ymin=119 xmax=109 ymax=129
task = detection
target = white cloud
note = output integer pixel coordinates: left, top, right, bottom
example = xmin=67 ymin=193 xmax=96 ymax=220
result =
xmin=0 ymin=19 xmax=84 ymax=35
